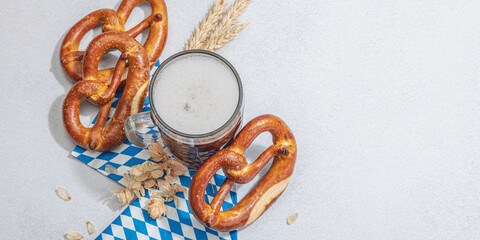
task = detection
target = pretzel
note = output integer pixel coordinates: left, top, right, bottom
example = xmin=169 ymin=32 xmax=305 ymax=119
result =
xmin=60 ymin=0 xmax=167 ymax=85
xmin=189 ymin=115 xmax=297 ymax=231
xmin=63 ymin=32 xmax=150 ymax=151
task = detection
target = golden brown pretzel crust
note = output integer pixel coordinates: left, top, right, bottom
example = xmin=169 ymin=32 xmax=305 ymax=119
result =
xmin=189 ymin=115 xmax=297 ymax=231
xmin=117 ymin=0 xmax=168 ymax=68
xmin=60 ymin=0 xmax=167 ymax=84
xmin=63 ymin=32 xmax=150 ymax=151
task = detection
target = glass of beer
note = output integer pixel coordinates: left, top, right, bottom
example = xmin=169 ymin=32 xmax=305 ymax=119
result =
xmin=124 ymin=50 xmax=244 ymax=169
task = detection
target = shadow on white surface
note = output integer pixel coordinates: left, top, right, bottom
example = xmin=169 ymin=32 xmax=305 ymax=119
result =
xmin=50 ymin=28 xmax=72 ymax=92
xmin=49 ymin=95 xmax=75 ymax=152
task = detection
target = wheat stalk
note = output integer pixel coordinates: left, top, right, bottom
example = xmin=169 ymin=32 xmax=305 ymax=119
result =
xmin=184 ymin=0 xmax=226 ymax=50
xmin=204 ymin=22 xmax=249 ymax=51
xmin=203 ymin=0 xmax=251 ymax=51
xmin=184 ymin=0 xmax=251 ymax=52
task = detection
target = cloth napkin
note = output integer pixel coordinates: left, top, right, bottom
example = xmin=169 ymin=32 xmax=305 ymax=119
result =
xmin=70 ymin=62 xmax=238 ymax=240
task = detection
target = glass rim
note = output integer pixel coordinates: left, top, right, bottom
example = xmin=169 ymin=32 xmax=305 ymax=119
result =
xmin=148 ymin=49 xmax=243 ymax=139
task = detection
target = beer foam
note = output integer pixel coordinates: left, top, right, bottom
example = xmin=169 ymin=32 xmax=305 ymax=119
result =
xmin=151 ymin=53 xmax=239 ymax=135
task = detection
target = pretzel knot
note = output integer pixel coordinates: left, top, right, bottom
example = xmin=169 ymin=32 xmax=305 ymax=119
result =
xmin=60 ymin=0 xmax=167 ymax=85
xmin=63 ymin=32 xmax=150 ymax=151
xmin=189 ymin=115 xmax=297 ymax=231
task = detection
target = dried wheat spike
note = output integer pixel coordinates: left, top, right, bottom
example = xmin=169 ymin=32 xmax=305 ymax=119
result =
xmin=185 ymin=0 xmax=226 ymax=50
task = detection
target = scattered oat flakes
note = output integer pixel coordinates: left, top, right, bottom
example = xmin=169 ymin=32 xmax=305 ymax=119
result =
xmin=129 ymin=165 xmax=145 ymax=177
xmin=150 ymin=169 xmax=164 ymax=179
xmin=143 ymin=179 xmax=157 ymax=189
xmin=66 ymin=231 xmax=83 ymax=239
xmin=110 ymin=143 xmax=188 ymax=213
xmin=148 ymin=197 xmax=167 ymax=219
xmin=56 ymin=187 xmax=72 ymax=201
xmin=148 ymin=143 xmax=169 ymax=162
xmin=110 ymin=187 xmax=134 ymax=205
xmin=86 ymin=221 xmax=96 ymax=234
xmin=287 ymin=213 xmax=298 ymax=225
xmin=104 ymin=165 xmax=118 ymax=174
xmin=153 ymin=177 xmax=187 ymax=206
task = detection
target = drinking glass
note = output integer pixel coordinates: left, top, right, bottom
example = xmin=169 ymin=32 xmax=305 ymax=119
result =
xmin=124 ymin=50 xmax=244 ymax=169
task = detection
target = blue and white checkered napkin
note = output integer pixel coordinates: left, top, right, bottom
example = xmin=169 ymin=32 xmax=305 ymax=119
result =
xmin=70 ymin=62 xmax=238 ymax=240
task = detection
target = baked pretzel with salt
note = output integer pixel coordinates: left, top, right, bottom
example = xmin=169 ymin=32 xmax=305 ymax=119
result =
xmin=60 ymin=0 xmax=167 ymax=85
xmin=63 ymin=32 xmax=150 ymax=151
xmin=189 ymin=114 xmax=297 ymax=231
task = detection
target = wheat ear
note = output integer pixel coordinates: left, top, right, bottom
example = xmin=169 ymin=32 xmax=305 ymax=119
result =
xmin=184 ymin=0 xmax=226 ymax=50
xmin=202 ymin=0 xmax=251 ymax=51
xmin=184 ymin=0 xmax=251 ymax=52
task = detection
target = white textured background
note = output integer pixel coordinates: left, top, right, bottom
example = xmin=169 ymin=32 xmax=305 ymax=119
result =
xmin=1 ymin=0 xmax=480 ymax=239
